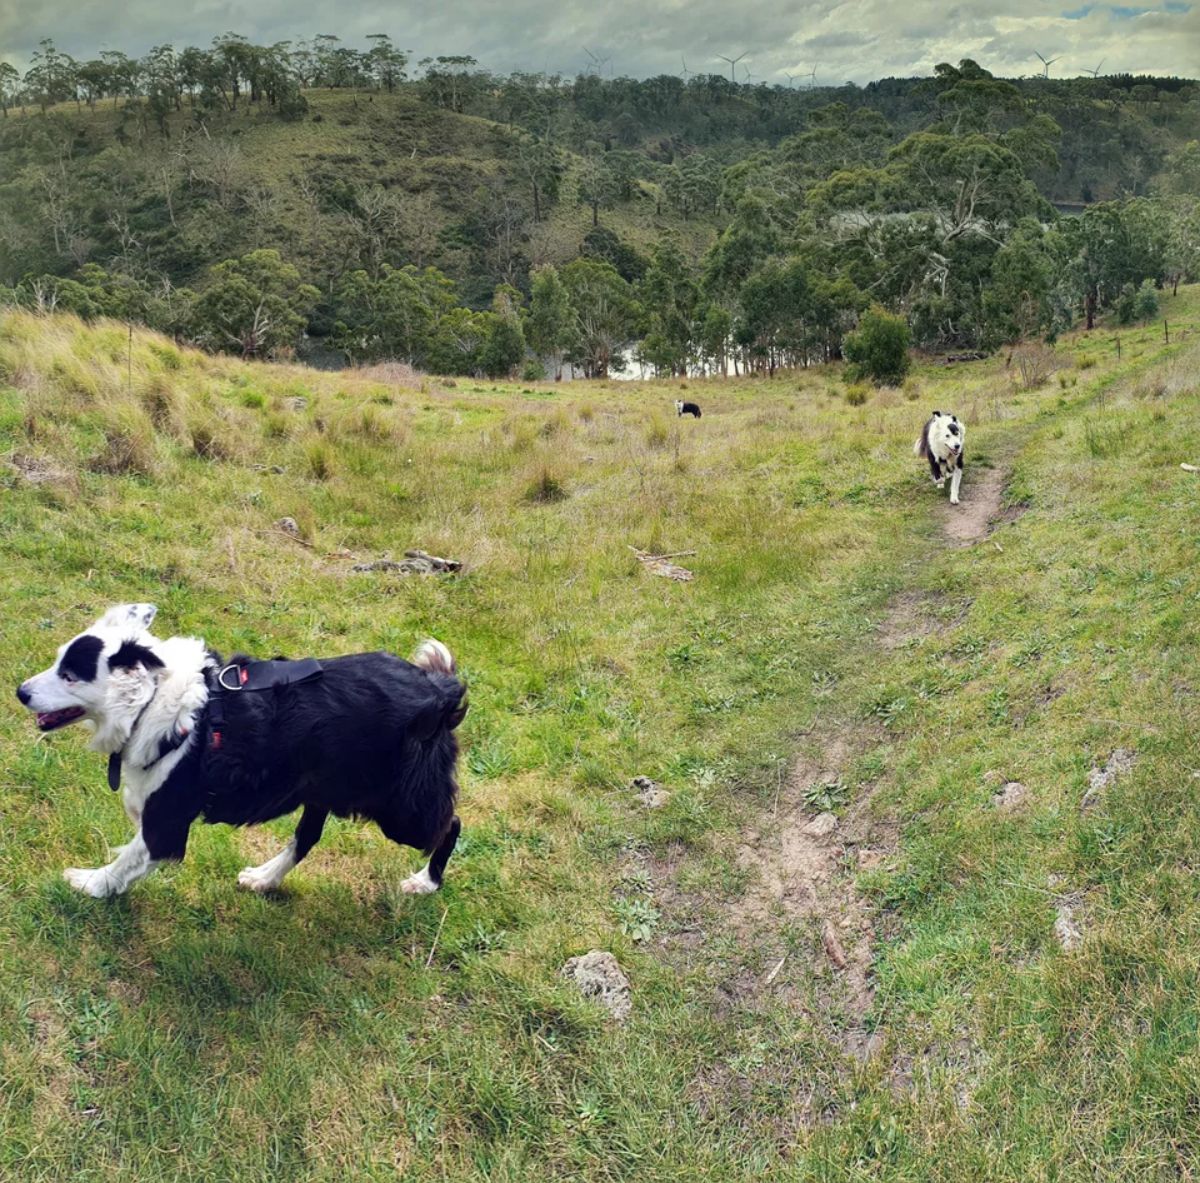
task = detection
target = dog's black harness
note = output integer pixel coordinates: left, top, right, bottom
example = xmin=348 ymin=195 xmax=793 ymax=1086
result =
xmin=107 ymin=658 xmax=324 ymax=791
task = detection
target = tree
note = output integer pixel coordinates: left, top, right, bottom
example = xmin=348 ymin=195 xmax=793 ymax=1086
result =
xmin=526 ymin=264 xmax=573 ymax=379
xmin=638 ymin=238 xmax=699 ymax=375
xmin=330 ymin=264 xmax=456 ymax=363
xmin=577 ymin=153 xmax=622 ymax=228
xmin=0 ymin=63 xmax=19 ymax=115
xmin=560 ymin=258 xmax=638 ymax=378
xmin=843 ymin=305 xmax=911 ymax=385
xmin=364 ymin=34 xmax=408 ymax=93
xmin=190 ymin=249 xmax=318 ymax=357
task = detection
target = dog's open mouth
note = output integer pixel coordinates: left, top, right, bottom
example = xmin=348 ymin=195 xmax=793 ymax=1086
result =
xmin=36 ymin=707 xmax=86 ymax=731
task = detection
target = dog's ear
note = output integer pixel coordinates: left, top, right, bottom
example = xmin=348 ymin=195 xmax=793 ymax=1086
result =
xmin=108 ymin=640 xmax=165 ymax=673
xmin=99 ymin=603 xmax=158 ymax=631
xmin=932 ymin=409 xmax=944 ymax=418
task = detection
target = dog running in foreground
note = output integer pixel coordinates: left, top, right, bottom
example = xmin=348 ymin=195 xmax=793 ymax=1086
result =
xmin=915 ymin=411 xmax=966 ymax=504
xmin=16 ymin=604 xmax=467 ymax=899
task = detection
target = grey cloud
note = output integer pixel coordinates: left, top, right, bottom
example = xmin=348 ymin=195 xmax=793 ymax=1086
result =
xmin=1 ymin=0 xmax=1197 ymax=81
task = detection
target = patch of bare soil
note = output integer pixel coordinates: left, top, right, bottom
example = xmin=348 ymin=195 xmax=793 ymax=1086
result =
xmin=941 ymin=463 xmax=1025 ymax=546
xmin=725 ymin=729 xmax=896 ymax=1047
xmin=878 ymin=589 xmax=968 ymax=650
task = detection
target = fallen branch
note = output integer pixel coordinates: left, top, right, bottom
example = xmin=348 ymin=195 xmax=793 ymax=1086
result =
xmin=629 ymin=546 xmax=695 ymax=582
xmin=1181 ymin=463 xmax=1199 ymax=473
xmin=627 ymin=546 xmax=697 ymax=561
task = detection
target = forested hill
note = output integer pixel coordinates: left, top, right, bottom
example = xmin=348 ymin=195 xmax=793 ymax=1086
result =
xmin=1 ymin=38 xmax=1198 ymax=373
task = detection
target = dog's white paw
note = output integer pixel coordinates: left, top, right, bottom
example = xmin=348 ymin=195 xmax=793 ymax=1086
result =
xmin=400 ymin=866 xmax=439 ymax=895
xmin=950 ymin=494 xmax=960 ymax=505
xmin=237 ymin=865 xmax=285 ymax=893
xmin=64 ymin=867 xmax=116 ymax=898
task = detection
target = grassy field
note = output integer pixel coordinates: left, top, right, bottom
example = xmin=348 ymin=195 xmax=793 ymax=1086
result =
xmin=1 ymin=293 xmax=1199 ymax=1181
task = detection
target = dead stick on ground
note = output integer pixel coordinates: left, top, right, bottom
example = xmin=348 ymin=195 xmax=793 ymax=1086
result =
xmin=260 ymin=527 xmax=318 ymax=551
xmin=628 ymin=546 xmax=697 ymax=560
xmin=425 ymin=906 xmax=449 ymax=969
xmin=764 ymin=954 xmax=788 ymax=986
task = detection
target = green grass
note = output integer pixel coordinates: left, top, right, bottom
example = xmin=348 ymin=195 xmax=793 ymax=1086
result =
xmin=1 ymin=293 xmax=1199 ymax=1179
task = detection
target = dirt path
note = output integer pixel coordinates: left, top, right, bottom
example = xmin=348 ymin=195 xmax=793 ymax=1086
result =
xmin=940 ymin=458 xmax=1021 ymax=546
xmin=652 ymin=438 xmax=1035 ymax=1121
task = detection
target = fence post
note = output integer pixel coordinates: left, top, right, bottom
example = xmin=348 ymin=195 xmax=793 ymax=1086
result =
xmin=1164 ymin=319 xmax=1170 ymax=345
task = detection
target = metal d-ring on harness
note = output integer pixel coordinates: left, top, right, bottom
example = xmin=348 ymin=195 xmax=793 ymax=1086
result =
xmin=204 ymin=657 xmax=325 ymax=752
xmin=106 ymin=657 xmax=325 ymax=791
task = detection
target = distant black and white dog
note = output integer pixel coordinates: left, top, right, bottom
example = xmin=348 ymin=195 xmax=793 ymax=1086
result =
xmin=914 ymin=411 xmax=965 ymax=505
xmin=675 ymin=399 xmax=702 ymax=418
xmin=16 ymin=604 xmax=467 ymax=899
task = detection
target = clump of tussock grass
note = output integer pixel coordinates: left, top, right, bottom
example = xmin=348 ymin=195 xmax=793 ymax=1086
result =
xmin=303 ymin=437 xmax=336 ymax=480
xmin=644 ymin=414 xmax=671 ymax=449
xmin=524 ymin=466 xmax=568 ymax=503
xmin=577 ymin=402 xmax=596 ymax=423
xmin=540 ymin=409 xmax=569 ymax=438
xmin=188 ymin=417 xmax=243 ymax=462
xmin=844 ymin=383 xmax=869 ymax=406
xmin=89 ymin=406 xmax=159 ymax=477
xmin=504 ymin=416 xmax=538 ymax=453
xmin=1083 ymin=417 xmax=1129 ymax=458
xmin=147 ymin=341 xmax=183 ymax=371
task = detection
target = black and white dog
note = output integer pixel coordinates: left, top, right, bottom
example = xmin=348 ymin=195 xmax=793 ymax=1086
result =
xmin=674 ymin=400 xmax=702 ymax=418
xmin=914 ymin=411 xmax=965 ymax=505
xmin=16 ymin=604 xmax=467 ymax=899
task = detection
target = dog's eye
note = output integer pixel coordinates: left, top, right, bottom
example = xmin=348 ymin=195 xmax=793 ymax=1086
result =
xmin=61 ymin=672 xmax=77 ymax=685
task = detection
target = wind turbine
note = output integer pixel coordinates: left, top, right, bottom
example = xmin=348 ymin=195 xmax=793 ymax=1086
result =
xmin=783 ymin=71 xmax=797 ymax=88
xmin=717 ymin=51 xmax=747 ymax=83
xmin=1034 ymin=50 xmax=1060 ymax=78
xmin=680 ymin=55 xmax=693 ymax=81
xmin=1083 ymin=58 xmax=1105 ymax=78
xmin=806 ymin=66 xmax=818 ymax=89
xmin=741 ymin=64 xmax=754 ymax=83
xmin=583 ymin=47 xmax=612 ymax=77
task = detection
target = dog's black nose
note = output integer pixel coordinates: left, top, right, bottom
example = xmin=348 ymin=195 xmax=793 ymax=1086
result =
xmin=16 ymin=683 xmax=31 ymax=706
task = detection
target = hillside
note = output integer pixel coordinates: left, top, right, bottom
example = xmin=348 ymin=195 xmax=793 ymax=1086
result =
xmin=2 ymin=69 xmax=1198 ymax=299
xmin=2 ymin=291 xmax=1200 ymax=1178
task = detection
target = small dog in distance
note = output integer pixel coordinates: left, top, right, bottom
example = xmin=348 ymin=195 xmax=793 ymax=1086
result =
xmin=675 ymin=399 xmax=702 ymax=418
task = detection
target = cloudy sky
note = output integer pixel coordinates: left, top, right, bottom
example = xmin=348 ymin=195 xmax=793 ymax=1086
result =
xmin=1 ymin=0 xmax=1197 ymax=83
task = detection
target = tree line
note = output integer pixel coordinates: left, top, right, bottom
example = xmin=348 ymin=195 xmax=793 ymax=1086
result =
xmin=0 ymin=41 xmax=1197 ymax=376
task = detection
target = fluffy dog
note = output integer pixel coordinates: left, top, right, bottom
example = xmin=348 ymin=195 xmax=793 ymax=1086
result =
xmin=16 ymin=604 xmax=466 ymax=899
xmin=675 ymin=399 xmax=702 ymax=418
xmin=914 ymin=411 xmax=966 ymax=504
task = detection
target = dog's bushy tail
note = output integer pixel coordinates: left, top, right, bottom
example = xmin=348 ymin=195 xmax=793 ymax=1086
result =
xmin=914 ymin=420 xmax=930 ymax=459
xmin=413 ymin=639 xmax=455 ymax=676
xmin=413 ymin=639 xmax=468 ymax=730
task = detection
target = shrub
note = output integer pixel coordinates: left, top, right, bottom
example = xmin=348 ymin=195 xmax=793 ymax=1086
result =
xmin=1134 ymin=279 xmax=1159 ymax=322
xmin=521 ymin=359 xmax=546 ymax=381
xmin=844 ymin=384 xmax=869 ymax=407
xmin=843 ymin=306 xmax=911 ymax=386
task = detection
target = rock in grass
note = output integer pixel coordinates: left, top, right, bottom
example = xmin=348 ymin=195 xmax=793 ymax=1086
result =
xmin=992 ymin=781 xmax=1028 ymax=811
xmin=275 ymin=516 xmax=301 ymax=536
xmin=804 ymin=811 xmax=839 ymax=836
xmin=631 ymin=776 xmax=670 ymax=808
xmin=561 ymin=951 xmax=631 ymax=1022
